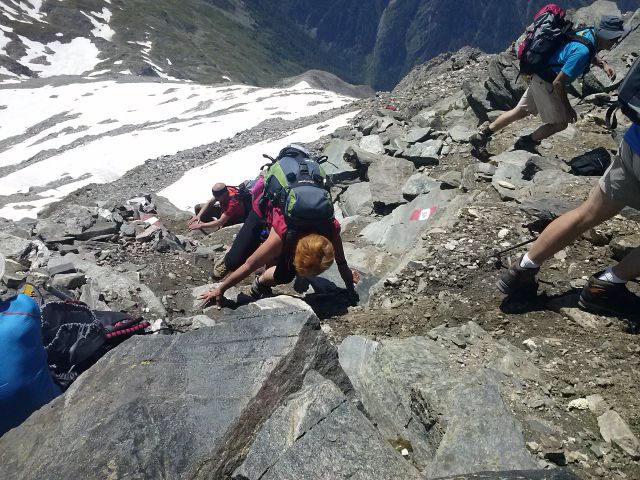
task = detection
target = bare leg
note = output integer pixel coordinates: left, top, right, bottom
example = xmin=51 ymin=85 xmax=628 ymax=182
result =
xmin=612 ymin=247 xmax=640 ymax=282
xmin=530 ymin=122 xmax=568 ymax=142
xmin=258 ymin=266 xmax=277 ymax=287
xmin=489 ymin=107 xmax=530 ymax=133
xmin=528 ymin=187 xmax=625 ymax=264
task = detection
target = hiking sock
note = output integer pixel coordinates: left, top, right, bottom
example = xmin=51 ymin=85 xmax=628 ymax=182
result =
xmin=598 ymin=267 xmax=627 ymax=284
xmin=520 ymin=253 xmax=540 ymax=269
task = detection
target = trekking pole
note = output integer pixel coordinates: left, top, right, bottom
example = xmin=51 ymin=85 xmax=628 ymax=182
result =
xmin=488 ymin=236 xmax=538 ymax=258
xmin=44 ymin=283 xmax=76 ymax=302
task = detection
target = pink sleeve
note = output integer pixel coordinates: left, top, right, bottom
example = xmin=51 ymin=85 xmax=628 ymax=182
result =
xmin=331 ymin=218 xmax=342 ymax=238
xmin=270 ymin=208 xmax=288 ymax=238
xmin=251 ymin=177 xmax=265 ymax=217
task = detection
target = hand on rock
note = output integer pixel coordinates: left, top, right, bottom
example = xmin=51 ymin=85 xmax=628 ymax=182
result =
xmin=198 ymin=288 xmax=224 ymax=309
xmin=604 ymin=63 xmax=616 ymax=81
xmin=188 ymin=222 xmax=204 ymax=231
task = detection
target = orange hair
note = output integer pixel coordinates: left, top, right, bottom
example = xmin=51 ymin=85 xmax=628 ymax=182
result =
xmin=293 ymin=234 xmax=335 ymax=277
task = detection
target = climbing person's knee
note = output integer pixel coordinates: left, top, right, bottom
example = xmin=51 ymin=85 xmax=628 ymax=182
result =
xmin=293 ymin=234 xmax=335 ymax=277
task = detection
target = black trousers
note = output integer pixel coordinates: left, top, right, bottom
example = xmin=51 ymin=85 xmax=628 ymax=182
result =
xmin=195 ymin=202 xmax=221 ymax=223
xmin=224 ymin=211 xmax=266 ymax=271
xmin=223 ymin=210 xmax=297 ymax=285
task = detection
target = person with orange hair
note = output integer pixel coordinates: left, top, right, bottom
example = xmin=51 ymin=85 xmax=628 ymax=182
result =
xmin=198 ymin=174 xmax=358 ymax=307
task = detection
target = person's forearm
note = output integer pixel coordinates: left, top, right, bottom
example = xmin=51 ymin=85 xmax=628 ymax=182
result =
xmin=200 ymin=219 xmax=220 ymax=229
xmin=219 ymin=262 xmax=253 ymax=292
xmin=338 ymin=263 xmax=354 ymax=289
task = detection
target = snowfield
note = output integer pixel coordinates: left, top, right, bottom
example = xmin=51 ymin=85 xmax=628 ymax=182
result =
xmin=0 ymin=79 xmax=355 ymax=220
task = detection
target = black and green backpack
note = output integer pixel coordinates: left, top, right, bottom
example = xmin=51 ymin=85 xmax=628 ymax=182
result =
xmin=262 ymin=146 xmax=334 ymax=227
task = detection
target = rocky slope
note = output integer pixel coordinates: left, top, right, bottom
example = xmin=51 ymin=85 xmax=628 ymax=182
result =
xmin=0 ymin=2 xmax=639 ymax=480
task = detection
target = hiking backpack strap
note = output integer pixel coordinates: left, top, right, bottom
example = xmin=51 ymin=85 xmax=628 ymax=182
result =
xmin=605 ymin=105 xmax=619 ymax=130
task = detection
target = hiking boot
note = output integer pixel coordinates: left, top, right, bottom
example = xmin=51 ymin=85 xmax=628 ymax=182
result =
xmin=471 ymin=146 xmax=492 ymax=162
xmin=578 ymin=274 xmax=640 ymax=317
xmin=213 ymin=259 xmax=228 ymax=279
xmin=513 ymin=135 xmax=541 ymax=154
xmin=250 ymin=275 xmax=273 ymax=299
xmin=469 ymin=130 xmax=491 ymax=149
xmin=496 ymin=256 xmax=539 ymax=295
xmin=293 ymin=276 xmax=310 ymax=294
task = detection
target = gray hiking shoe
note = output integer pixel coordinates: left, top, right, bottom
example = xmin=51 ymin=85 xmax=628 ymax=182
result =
xmin=497 ymin=256 xmax=539 ymax=295
xmin=250 ymin=275 xmax=273 ymax=299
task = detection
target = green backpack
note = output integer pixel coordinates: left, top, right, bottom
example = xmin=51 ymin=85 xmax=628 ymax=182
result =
xmin=262 ymin=146 xmax=334 ymax=227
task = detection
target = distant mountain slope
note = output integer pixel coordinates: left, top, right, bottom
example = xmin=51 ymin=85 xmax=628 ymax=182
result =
xmin=1 ymin=0 xmax=637 ymax=89
xmin=0 ymin=0 xmax=339 ymax=86
xmin=271 ymin=0 xmax=638 ymax=89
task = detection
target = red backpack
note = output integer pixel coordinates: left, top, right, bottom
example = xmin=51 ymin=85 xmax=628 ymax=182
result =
xmin=517 ymin=4 xmax=594 ymax=82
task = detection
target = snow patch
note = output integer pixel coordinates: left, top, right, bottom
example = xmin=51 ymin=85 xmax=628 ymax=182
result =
xmin=18 ymin=36 xmax=101 ymax=76
xmin=81 ymin=8 xmax=115 ymax=41
xmin=0 ymin=80 xmax=355 ymax=219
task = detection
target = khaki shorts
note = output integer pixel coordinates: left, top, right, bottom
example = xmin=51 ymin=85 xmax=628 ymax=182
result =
xmin=517 ymin=75 xmax=568 ymax=125
xmin=599 ymin=140 xmax=640 ymax=210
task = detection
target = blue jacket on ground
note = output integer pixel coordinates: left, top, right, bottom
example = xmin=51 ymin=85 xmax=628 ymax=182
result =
xmin=0 ymin=294 xmax=60 ymax=436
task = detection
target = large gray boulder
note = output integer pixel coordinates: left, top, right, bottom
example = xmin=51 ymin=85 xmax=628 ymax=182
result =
xmin=0 ymin=297 xmax=349 ymax=480
xmin=234 ymin=371 xmax=423 ymax=480
xmin=360 ymin=188 xmax=459 ymax=253
xmin=321 ymin=139 xmax=360 ymax=184
xmin=0 ymin=232 xmax=31 ymax=260
xmin=400 ymin=139 xmax=443 ymax=167
xmin=338 ymin=322 xmax=544 ymax=477
xmin=367 ymin=157 xmax=415 ymax=212
xmin=340 ymin=182 xmax=374 ymax=217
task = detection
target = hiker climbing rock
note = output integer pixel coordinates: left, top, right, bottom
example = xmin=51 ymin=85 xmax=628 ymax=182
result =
xmin=187 ymin=182 xmax=251 ymax=232
xmin=497 ymin=56 xmax=640 ymax=316
xmin=200 ymin=144 xmax=359 ymax=307
xmin=471 ymin=10 xmax=627 ymax=158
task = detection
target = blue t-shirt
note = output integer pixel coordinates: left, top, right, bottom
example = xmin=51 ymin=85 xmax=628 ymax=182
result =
xmin=548 ymin=29 xmax=595 ymax=82
xmin=624 ymin=123 xmax=640 ymax=156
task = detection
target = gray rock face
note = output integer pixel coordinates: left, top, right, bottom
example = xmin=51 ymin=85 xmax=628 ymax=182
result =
xmin=359 ymin=134 xmax=385 ymax=154
xmin=360 ymin=188 xmax=458 ymax=253
xmin=321 ymin=139 xmax=360 ymax=184
xmin=0 ymin=232 xmax=31 ymax=260
xmin=75 ymin=222 xmax=120 ymax=241
xmin=597 ymin=410 xmax=640 ymax=459
xmin=234 ymin=371 xmax=422 ymax=480
xmin=449 ymin=124 xmax=475 ymax=143
xmin=340 ymin=182 xmax=374 ymax=217
xmin=401 ymin=139 xmax=443 ymax=166
xmin=56 ymin=253 xmax=167 ymax=317
xmin=406 ymin=127 xmax=432 ymax=144
xmin=51 ymin=272 xmax=86 ymax=290
xmin=367 ymin=157 xmax=415 ymax=212
xmin=403 ymin=173 xmax=442 ymax=198
xmin=338 ymin=322 xmax=541 ymax=476
xmin=0 ymin=297 xmax=349 ymax=480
